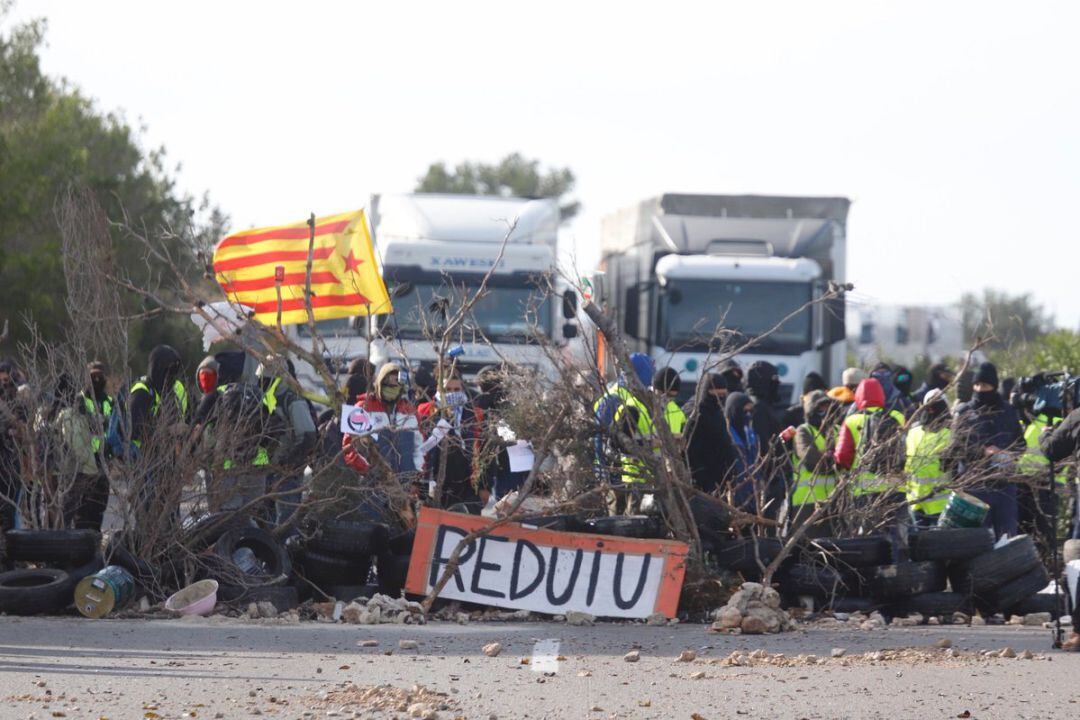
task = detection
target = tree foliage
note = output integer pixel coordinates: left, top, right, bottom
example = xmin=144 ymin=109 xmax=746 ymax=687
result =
xmin=0 ymin=7 xmax=227 ymax=367
xmin=991 ymin=329 xmax=1080 ymax=379
xmin=415 ymin=152 xmax=580 ymax=222
xmin=959 ymin=289 xmax=1053 ymax=350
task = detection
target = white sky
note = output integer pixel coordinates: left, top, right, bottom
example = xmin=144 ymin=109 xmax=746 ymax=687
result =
xmin=13 ymin=0 xmax=1080 ymax=328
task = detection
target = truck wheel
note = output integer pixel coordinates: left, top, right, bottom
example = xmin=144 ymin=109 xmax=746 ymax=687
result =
xmin=0 ymin=568 xmax=71 ymax=615
xmin=983 ymin=565 xmax=1050 ymax=613
xmin=870 ymin=561 xmax=947 ymax=599
xmin=950 ymin=535 xmax=1040 ymax=595
xmin=802 ymin=536 xmax=892 ymax=568
xmin=4 ymin=529 xmax=100 ymax=565
xmin=909 ymin=528 xmax=994 ymax=563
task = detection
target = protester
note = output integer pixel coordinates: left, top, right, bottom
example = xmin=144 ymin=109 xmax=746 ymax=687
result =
xmin=683 ymin=373 xmax=734 ymax=494
xmin=718 ymin=359 xmax=745 ymax=393
xmin=723 ymin=391 xmax=761 ymax=512
xmin=827 ymin=384 xmax=856 ymax=407
xmin=893 ymin=365 xmax=915 ymax=405
xmin=592 ymin=352 xmax=654 ymax=486
xmin=912 ymin=362 xmax=954 ymax=404
xmin=1039 ymin=405 xmax=1080 ymax=650
xmin=842 ymin=367 xmax=865 ymax=392
xmin=196 ymin=356 xmax=220 ymax=398
xmin=51 ymin=373 xmax=108 ymax=530
xmin=950 ymin=362 xmax=1024 ymax=538
xmin=1017 ymin=401 xmax=1067 ymax=560
xmin=745 ymin=361 xmax=786 ymax=520
xmin=651 ymin=367 xmax=686 ymax=437
xmin=790 ymin=390 xmax=838 ymax=537
xmin=474 ymin=366 xmax=532 ymax=501
xmin=128 ymin=344 xmax=188 ymax=448
xmin=418 ymin=370 xmax=489 ymax=513
xmin=834 ymin=378 xmax=908 ymax=549
xmin=784 ymin=371 xmax=829 ymax=427
xmin=344 ymin=362 xmax=423 ymax=476
xmin=870 ymin=362 xmax=914 ymax=417
xmin=904 ymin=389 xmax=954 ymax=527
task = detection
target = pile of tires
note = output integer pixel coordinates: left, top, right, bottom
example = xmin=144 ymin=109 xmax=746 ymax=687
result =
xmin=782 ymin=535 xmax=893 ymax=610
xmin=948 ymin=534 xmax=1051 ymax=617
xmin=292 ymin=519 xmax=389 ymax=602
xmin=0 ymin=529 xmax=104 ymax=616
xmin=206 ymin=526 xmax=297 ymax=609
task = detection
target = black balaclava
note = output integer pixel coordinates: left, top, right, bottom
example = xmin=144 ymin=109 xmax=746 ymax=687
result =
xmin=719 ymin=359 xmax=744 ymax=393
xmin=703 ymin=373 xmax=727 ymax=408
xmin=802 ymin=372 xmax=827 ymax=397
xmin=89 ymin=361 xmax=108 ymax=402
xmin=893 ymin=366 xmax=913 ymax=397
xmin=956 ymin=370 xmax=974 ymax=403
xmin=973 ymin=362 xmax=1000 ymax=407
xmin=746 ymin=361 xmax=780 ymax=403
xmin=147 ymin=345 xmax=182 ymax=393
xmin=928 ymin=363 xmax=952 ymax=391
xmin=923 ymin=396 xmax=950 ymax=430
xmin=652 ymin=367 xmax=681 ymax=395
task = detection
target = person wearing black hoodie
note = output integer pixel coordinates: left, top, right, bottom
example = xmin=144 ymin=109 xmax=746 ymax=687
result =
xmin=745 ymin=361 xmax=786 ymax=521
xmin=783 ymin=371 xmax=829 ymax=428
xmin=723 ymin=391 xmax=761 ymax=511
xmin=718 ymin=359 xmax=745 ymax=394
xmin=912 ymin=362 xmax=954 ymax=405
xmin=128 ymin=345 xmax=187 ymax=448
xmin=682 ymin=373 xmax=734 ymax=494
xmin=950 ymin=362 xmax=1024 ymax=538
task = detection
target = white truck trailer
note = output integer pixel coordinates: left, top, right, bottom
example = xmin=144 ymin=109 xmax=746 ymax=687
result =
xmin=597 ymin=194 xmax=850 ymax=403
xmin=366 ymin=193 xmax=576 ymax=381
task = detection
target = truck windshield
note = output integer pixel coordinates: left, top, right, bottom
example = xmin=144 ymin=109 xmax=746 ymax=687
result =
xmin=383 ymin=280 xmax=550 ymax=344
xmin=296 ymin=317 xmax=355 ymax=338
xmin=657 ymin=279 xmax=812 ymax=354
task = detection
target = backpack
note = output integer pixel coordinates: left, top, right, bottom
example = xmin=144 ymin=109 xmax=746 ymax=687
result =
xmin=859 ymin=411 xmax=905 ymax=475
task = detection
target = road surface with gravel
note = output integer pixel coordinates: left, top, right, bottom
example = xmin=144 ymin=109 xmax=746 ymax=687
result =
xmin=0 ymin=616 xmax=1075 ymax=719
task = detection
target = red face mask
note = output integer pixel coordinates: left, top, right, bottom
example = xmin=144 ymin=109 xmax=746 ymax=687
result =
xmin=197 ymin=369 xmax=218 ymax=394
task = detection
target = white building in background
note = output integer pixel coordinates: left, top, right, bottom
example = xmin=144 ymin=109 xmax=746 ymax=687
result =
xmin=848 ymin=302 xmax=964 ymax=368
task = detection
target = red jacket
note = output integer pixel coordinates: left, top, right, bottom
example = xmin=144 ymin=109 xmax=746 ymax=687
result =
xmin=833 ymin=378 xmax=885 ymax=469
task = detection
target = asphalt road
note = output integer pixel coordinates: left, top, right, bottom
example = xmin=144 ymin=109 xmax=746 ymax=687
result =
xmin=0 ymin=616 xmax=1075 ymax=719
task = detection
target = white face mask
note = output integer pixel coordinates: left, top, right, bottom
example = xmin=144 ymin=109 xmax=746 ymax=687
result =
xmin=438 ymin=390 xmax=468 ymax=408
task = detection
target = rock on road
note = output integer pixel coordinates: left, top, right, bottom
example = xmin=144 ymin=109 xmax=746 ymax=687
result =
xmin=0 ymin=616 xmax=1075 ymax=719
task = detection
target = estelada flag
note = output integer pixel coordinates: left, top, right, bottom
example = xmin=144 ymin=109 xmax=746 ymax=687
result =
xmin=213 ymin=209 xmax=391 ymax=325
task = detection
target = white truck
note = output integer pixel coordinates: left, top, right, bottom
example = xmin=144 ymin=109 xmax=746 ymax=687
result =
xmin=596 ymin=194 xmax=850 ymax=403
xmin=366 ymin=193 xmax=576 ymax=381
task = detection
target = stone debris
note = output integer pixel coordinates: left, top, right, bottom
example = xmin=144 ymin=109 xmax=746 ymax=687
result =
xmin=708 ymin=646 xmax=1045 ymax=668
xmin=891 ymin=613 xmax=924 ymax=627
xmin=312 ymin=594 xmax=425 ymax=626
xmin=1018 ymin=650 xmax=1034 ymax=660
xmin=482 ymin=643 xmax=502 ymax=658
xmin=971 ymin=616 xmax=986 ymax=626
xmin=565 ymin=611 xmax=596 ymax=626
xmin=677 ymin=650 xmax=697 ymax=662
xmin=399 ymin=639 xmax=420 ymax=650
xmin=860 ymin=612 xmax=889 ymax=631
xmin=357 ymin=639 xmax=379 ymax=648
xmin=624 ymin=650 xmax=641 ymax=663
xmin=934 ymin=638 xmax=952 ymax=649
xmin=831 ymin=648 xmax=846 ymax=658
xmin=646 ymin=612 xmax=668 ymax=626
xmin=999 ymin=647 xmax=1016 ymax=658
xmin=709 ymin=582 xmax=794 ymax=635
xmin=1023 ymin=612 xmax=1052 ymax=626
xmin=308 ymin=683 xmax=453 ymax=716
xmin=689 ymin=671 xmax=706 ymax=679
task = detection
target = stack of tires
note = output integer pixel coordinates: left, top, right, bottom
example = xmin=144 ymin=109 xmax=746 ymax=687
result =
xmin=208 ymin=526 xmax=297 ymax=610
xmin=781 ymin=536 xmax=894 ymax=613
xmin=0 ymin=529 xmax=104 ymax=616
xmin=947 ymin=533 xmax=1053 ymax=618
xmin=291 ymin=520 xmax=388 ymax=602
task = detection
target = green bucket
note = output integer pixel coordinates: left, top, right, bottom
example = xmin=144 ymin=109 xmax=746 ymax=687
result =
xmin=937 ymin=491 xmax=990 ymax=529
xmin=74 ymin=565 xmax=135 ymax=618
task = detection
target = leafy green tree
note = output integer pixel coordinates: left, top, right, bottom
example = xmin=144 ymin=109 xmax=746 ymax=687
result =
xmin=959 ymin=289 xmax=1053 ymax=350
xmin=992 ymin=330 xmax=1080 ymax=378
xmin=0 ymin=5 xmax=226 ymax=369
xmin=416 ymin=152 xmax=579 ymax=222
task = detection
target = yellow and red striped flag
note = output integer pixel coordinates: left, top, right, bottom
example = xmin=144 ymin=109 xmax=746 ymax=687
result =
xmin=213 ymin=209 xmax=391 ymax=325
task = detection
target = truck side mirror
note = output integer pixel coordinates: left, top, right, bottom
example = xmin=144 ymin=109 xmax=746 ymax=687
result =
xmin=624 ymin=284 xmax=640 ymax=339
xmin=562 ymin=323 xmax=578 ymax=340
xmin=390 ymin=282 xmax=414 ymax=299
xmin=561 ymin=289 xmax=577 ymax=319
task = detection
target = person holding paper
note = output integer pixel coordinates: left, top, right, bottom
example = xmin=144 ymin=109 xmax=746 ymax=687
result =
xmin=417 ymin=370 xmax=489 ymax=513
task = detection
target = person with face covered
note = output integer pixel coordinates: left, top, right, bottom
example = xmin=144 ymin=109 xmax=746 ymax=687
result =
xmin=783 ymin=371 xmax=829 ymax=428
xmin=417 ymin=370 xmax=489 ymax=513
xmin=904 ymin=389 xmax=955 ymax=527
xmin=745 ymin=361 xmax=787 ymax=520
xmin=683 ymin=373 xmax=734 ymax=494
xmin=723 ymin=392 xmax=761 ymax=513
xmin=719 ymin=359 xmax=745 ymax=394
xmin=870 ymin=362 xmax=914 ymax=418
xmin=790 ymin=390 xmax=839 ymax=536
xmin=343 ymin=362 xmax=424 ymax=476
xmin=912 ymin=363 xmax=954 ymax=405
xmin=127 ymin=345 xmax=189 ymax=449
xmin=52 ymin=373 xmax=109 ymax=530
xmin=950 ymin=362 xmax=1024 ymax=538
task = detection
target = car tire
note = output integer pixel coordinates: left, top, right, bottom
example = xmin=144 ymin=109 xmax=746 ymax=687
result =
xmin=299 ymin=549 xmax=371 ymax=587
xmin=712 ymin=537 xmax=784 ymax=576
xmin=213 ymin=526 xmax=292 ymax=584
xmin=689 ymin=496 xmax=731 ymax=542
xmin=982 ymin=565 xmax=1050 ymax=613
xmin=1008 ymin=590 xmax=1067 ymax=619
xmin=909 ymin=528 xmax=994 ymax=563
xmin=517 ymin=514 xmax=584 ymax=532
xmin=823 ymin=596 xmax=880 ymax=614
xmin=376 ymin=553 xmax=413 ymax=598
xmin=324 ymin=584 xmax=379 ymax=603
xmin=0 ymin=568 xmax=72 ymax=615
xmin=182 ymin=512 xmax=255 ymax=552
xmin=309 ymin=520 xmax=388 ymax=558
xmin=583 ymin=515 xmax=664 ymax=539
xmin=802 ymin=536 xmax=892 ymax=568
xmin=950 ymin=535 xmax=1040 ymax=595
xmin=777 ymin=563 xmax=849 ymax=598
xmin=4 ymin=529 xmax=100 ymax=565
xmin=870 ymin=561 xmax=947 ymax=599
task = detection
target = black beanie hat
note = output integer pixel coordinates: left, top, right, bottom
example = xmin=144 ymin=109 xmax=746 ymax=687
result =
xmin=974 ymin=362 xmax=999 ymax=389
xmin=653 ymin=366 xmax=681 ymax=394
xmin=706 ymin=373 xmax=727 ymax=391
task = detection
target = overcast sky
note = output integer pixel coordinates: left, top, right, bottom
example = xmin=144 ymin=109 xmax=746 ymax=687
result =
xmin=13 ymin=1 xmax=1080 ymax=328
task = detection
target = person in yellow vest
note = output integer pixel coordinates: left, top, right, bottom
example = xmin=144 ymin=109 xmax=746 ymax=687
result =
xmin=790 ymin=390 xmax=839 ymax=537
xmin=834 ymin=378 xmax=908 ymax=545
xmin=904 ymin=388 xmax=954 ymax=527
xmin=127 ymin=345 xmax=188 ymax=449
xmin=1017 ymin=406 xmax=1069 ymax=560
xmin=613 ymin=390 xmax=654 ymax=515
xmin=593 ymin=353 xmax=654 ymax=486
xmin=652 ymin=367 xmax=687 ymax=437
